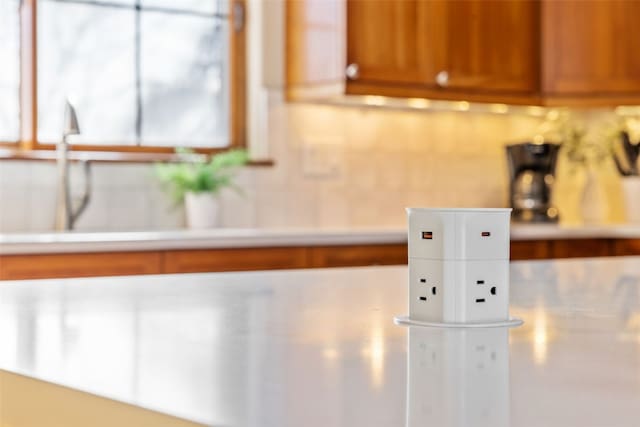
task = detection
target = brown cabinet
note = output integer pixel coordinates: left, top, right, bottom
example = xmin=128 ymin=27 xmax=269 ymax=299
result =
xmin=541 ymin=0 xmax=640 ymax=103
xmin=309 ymin=244 xmax=407 ymax=268
xmin=285 ymin=0 xmax=346 ymax=99
xmin=510 ymin=238 xmax=640 ymax=261
xmin=427 ymin=0 xmax=538 ymax=94
xmin=163 ymin=247 xmax=309 ymax=274
xmin=346 ymin=0 xmax=537 ymax=94
xmin=510 ymin=240 xmax=551 ymax=260
xmin=1 ymin=240 xmax=637 ymax=280
xmin=0 ymin=244 xmax=408 ymax=281
xmin=287 ymin=0 xmax=640 ymax=106
xmin=346 ymin=1 xmax=431 ymax=87
xmin=550 ymin=239 xmax=615 ymax=259
xmin=612 ymin=239 xmax=640 ymax=257
xmin=0 ymin=252 xmax=162 ymax=281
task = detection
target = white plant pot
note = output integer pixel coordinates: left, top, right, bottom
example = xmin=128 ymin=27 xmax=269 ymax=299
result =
xmin=621 ymin=176 xmax=640 ymax=223
xmin=184 ymin=192 xmax=220 ymax=229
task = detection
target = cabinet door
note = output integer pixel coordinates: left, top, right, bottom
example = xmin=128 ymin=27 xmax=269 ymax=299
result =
xmin=286 ymin=0 xmax=345 ymax=88
xmin=542 ymin=0 xmax=640 ymax=97
xmin=427 ymin=0 xmax=538 ymax=93
xmin=0 ymin=252 xmax=162 ymax=280
xmin=346 ymin=0 xmax=432 ymax=85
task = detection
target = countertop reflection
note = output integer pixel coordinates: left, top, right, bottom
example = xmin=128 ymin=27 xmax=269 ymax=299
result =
xmin=0 ymin=257 xmax=639 ymax=426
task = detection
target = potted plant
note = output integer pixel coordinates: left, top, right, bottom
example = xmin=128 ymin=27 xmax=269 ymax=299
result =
xmin=538 ymin=111 xmax=640 ymax=223
xmin=155 ymin=148 xmax=249 ymax=228
xmin=536 ymin=110 xmax=616 ymax=223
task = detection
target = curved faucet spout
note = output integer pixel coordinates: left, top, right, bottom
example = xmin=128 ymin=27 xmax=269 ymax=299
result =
xmin=71 ymin=160 xmax=92 ymax=226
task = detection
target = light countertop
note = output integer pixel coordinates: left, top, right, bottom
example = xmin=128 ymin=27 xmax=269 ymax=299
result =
xmin=1 ymin=224 xmax=640 ymax=254
xmin=0 ymin=228 xmax=406 ymax=254
xmin=0 ymin=257 xmax=639 ymax=426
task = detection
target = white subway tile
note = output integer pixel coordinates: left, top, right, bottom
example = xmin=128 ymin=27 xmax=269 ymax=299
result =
xmin=0 ymin=161 xmax=31 ymax=187
xmin=108 ymin=190 xmax=150 ymax=230
xmin=0 ymin=189 xmax=30 ymax=232
xmin=219 ymin=187 xmax=256 ymax=228
xmin=255 ymin=191 xmax=288 ymax=228
xmin=318 ymin=185 xmax=350 ymax=228
xmin=28 ymin=188 xmax=56 ymax=231
xmin=74 ymin=189 xmax=111 ymax=231
xmin=30 ymin=162 xmax=56 ymax=188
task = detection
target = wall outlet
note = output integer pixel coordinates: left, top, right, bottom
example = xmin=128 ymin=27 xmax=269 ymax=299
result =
xmin=407 ymin=326 xmax=510 ymax=427
xmin=407 ymin=208 xmax=511 ymax=324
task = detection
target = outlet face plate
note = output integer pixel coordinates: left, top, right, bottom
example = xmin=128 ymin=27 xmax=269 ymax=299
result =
xmin=409 ymin=259 xmax=510 ymax=323
xmin=409 ymin=259 xmax=444 ymax=322
xmin=459 ymin=260 xmax=510 ymax=323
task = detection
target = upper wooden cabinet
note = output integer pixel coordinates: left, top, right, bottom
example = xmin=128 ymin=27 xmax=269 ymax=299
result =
xmin=345 ymin=1 xmax=432 ymax=86
xmin=426 ymin=0 xmax=538 ymax=94
xmin=286 ymin=0 xmax=640 ymax=106
xmin=541 ymin=0 xmax=640 ymax=102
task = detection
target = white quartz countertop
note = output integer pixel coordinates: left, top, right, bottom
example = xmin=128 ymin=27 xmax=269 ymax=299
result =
xmin=0 ymin=257 xmax=640 ymax=426
xmin=0 ymin=228 xmax=406 ymax=254
xmin=1 ymin=224 xmax=640 ymax=254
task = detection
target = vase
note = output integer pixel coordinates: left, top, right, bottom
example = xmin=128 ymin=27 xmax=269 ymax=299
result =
xmin=184 ymin=192 xmax=220 ymax=229
xmin=621 ymin=176 xmax=640 ymax=223
xmin=580 ymin=168 xmax=608 ymax=224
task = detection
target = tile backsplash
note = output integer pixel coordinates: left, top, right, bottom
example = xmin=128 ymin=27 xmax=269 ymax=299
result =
xmin=0 ymin=94 xmax=626 ymax=232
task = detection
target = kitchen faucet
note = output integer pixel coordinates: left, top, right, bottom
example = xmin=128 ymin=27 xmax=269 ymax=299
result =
xmin=54 ymin=100 xmax=91 ymax=231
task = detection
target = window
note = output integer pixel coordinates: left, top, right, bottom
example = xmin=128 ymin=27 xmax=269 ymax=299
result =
xmin=6 ymin=0 xmax=244 ymax=152
xmin=0 ymin=0 xmax=20 ymax=143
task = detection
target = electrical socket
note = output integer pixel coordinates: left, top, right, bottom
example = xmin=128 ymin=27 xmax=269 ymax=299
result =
xmin=407 ymin=326 xmax=510 ymax=427
xmin=410 ymin=260 xmax=509 ymax=323
xmin=409 ymin=259 xmax=449 ymax=323
xmin=407 ymin=208 xmax=512 ymax=325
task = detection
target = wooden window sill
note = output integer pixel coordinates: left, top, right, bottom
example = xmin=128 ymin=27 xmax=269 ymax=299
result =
xmin=0 ymin=148 xmax=274 ymax=166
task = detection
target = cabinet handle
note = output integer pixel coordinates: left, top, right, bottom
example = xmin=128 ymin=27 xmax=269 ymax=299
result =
xmin=345 ymin=63 xmax=360 ymax=80
xmin=435 ymin=70 xmax=449 ymax=88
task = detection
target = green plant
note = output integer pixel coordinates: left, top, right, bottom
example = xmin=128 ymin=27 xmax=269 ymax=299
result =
xmin=535 ymin=110 xmax=640 ymax=175
xmin=535 ymin=110 xmax=615 ymax=169
xmin=154 ymin=148 xmax=249 ymax=203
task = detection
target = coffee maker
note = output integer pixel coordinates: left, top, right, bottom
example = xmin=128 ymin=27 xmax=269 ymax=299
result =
xmin=506 ymin=142 xmax=561 ymax=223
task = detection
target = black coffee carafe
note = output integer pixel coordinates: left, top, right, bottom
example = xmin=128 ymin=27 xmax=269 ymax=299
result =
xmin=506 ymin=142 xmax=561 ymax=223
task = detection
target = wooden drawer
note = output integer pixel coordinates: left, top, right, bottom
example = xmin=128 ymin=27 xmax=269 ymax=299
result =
xmin=162 ymin=247 xmax=309 ymax=273
xmin=612 ymin=239 xmax=640 ymax=256
xmin=551 ymin=239 xmax=614 ymax=259
xmin=511 ymin=240 xmax=551 ymax=261
xmin=0 ymin=251 xmax=162 ymax=280
xmin=308 ymin=244 xmax=407 ymax=268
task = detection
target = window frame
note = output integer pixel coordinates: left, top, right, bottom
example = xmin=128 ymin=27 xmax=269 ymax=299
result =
xmin=12 ymin=0 xmax=245 ymax=155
